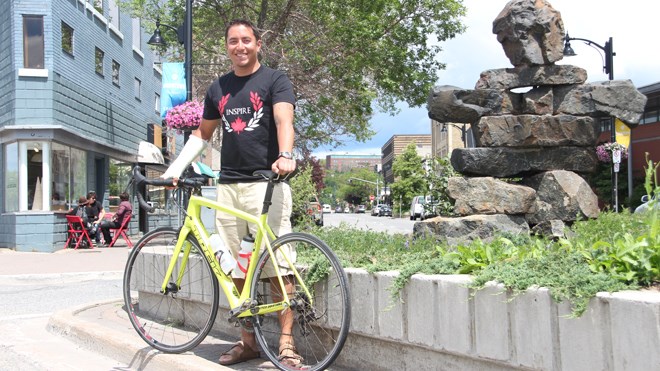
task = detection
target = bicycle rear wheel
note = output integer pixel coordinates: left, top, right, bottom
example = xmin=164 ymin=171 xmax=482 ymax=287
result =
xmin=123 ymin=227 xmax=220 ymax=353
xmin=250 ymin=232 xmax=351 ymax=371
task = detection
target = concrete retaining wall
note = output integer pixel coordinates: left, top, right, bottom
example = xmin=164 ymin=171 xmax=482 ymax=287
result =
xmin=138 ymin=259 xmax=660 ymax=370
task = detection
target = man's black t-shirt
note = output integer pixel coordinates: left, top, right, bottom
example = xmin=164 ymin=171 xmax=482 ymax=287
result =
xmin=203 ymin=65 xmax=295 ymax=183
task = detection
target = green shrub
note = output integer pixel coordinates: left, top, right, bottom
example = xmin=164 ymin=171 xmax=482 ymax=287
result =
xmin=299 ymin=159 xmax=659 ymax=316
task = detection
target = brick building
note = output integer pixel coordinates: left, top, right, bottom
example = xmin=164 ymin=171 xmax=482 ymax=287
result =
xmin=381 ymin=134 xmax=432 ymax=184
xmin=325 ymin=154 xmax=381 ymax=173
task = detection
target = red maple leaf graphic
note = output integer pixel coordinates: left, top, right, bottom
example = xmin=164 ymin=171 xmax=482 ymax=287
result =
xmin=250 ymin=91 xmax=263 ymax=111
xmin=231 ymin=117 xmax=247 ymax=133
xmin=218 ymin=94 xmax=230 ymax=115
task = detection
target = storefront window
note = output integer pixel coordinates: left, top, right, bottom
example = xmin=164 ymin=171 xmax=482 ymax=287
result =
xmin=109 ymin=159 xmax=132 ymax=212
xmin=5 ymin=143 xmax=18 ymax=212
xmin=27 ymin=141 xmax=45 ymax=210
xmin=146 ymin=167 xmax=169 ymax=213
xmin=4 ymin=141 xmax=87 ymax=212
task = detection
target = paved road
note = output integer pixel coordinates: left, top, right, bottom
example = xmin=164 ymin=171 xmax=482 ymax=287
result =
xmin=322 ymin=211 xmax=417 ymax=235
xmin=0 ymin=273 xmax=128 ymax=370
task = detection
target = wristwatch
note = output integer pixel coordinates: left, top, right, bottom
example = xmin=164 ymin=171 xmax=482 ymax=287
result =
xmin=278 ymin=151 xmax=294 ymax=159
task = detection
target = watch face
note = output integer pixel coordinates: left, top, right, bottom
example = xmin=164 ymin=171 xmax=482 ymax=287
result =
xmin=279 ymin=152 xmax=293 ymax=159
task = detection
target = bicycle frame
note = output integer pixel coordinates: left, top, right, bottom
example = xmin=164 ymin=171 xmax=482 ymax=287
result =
xmin=160 ymin=192 xmax=312 ymax=319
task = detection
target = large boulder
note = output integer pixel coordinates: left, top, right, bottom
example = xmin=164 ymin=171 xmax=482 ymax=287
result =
xmin=451 ymin=146 xmax=599 ymax=177
xmin=524 ymin=170 xmax=599 ymax=224
xmin=447 ymin=177 xmax=536 ymax=215
xmin=474 ymin=114 xmax=598 ymax=147
xmin=414 ymin=214 xmax=530 ymax=246
xmin=554 ymin=80 xmax=648 ymax=126
xmin=427 ymin=85 xmax=506 ymax=124
xmin=493 ymin=0 xmax=565 ymax=66
xmin=475 ymin=64 xmax=587 ymax=90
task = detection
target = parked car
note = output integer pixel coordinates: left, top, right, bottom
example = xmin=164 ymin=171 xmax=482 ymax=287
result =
xmin=409 ymin=195 xmax=426 ymax=220
xmin=372 ymin=204 xmax=387 ymax=216
xmin=322 ymin=204 xmax=332 ymax=213
xmin=356 ymin=205 xmax=366 ymax=213
xmin=634 ymin=195 xmax=658 ymax=214
xmin=307 ymin=196 xmax=323 ymax=226
xmin=335 ymin=205 xmax=343 ymax=213
xmin=344 ymin=206 xmax=351 ymax=213
xmin=379 ymin=204 xmax=392 ymax=217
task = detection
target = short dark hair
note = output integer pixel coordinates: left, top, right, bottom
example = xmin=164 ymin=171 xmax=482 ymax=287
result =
xmin=87 ymin=191 xmax=96 ymax=199
xmin=119 ymin=192 xmax=130 ymax=201
xmin=225 ymin=19 xmax=261 ymax=42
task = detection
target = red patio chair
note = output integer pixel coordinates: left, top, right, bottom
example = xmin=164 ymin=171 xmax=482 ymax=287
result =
xmin=107 ymin=214 xmax=133 ymax=248
xmin=65 ymin=215 xmax=94 ymax=249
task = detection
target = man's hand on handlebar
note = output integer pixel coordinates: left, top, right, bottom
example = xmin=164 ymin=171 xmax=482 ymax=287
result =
xmin=272 ymin=157 xmax=296 ymax=175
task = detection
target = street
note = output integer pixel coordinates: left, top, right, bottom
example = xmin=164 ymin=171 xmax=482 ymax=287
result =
xmin=0 ymin=249 xmax=130 ymax=371
xmin=322 ymin=210 xmax=417 ymax=235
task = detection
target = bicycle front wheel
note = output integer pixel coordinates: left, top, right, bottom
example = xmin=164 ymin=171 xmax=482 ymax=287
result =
xmin=123 ymin=227 xmax=220 ymax=353
xmin=251 ymin=232 xmax=351 ymax=371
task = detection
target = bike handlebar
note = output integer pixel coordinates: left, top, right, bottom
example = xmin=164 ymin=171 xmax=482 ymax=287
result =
xmin=132 ymin=166 xmax=206 ymax=213
xmin=132 ymin=166 xmax=294 ymax=213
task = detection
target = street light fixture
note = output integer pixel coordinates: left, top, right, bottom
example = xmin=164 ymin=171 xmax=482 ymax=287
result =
xmin=441 ymin=122 xmax=469 ymax=148
xmin=563 ymin=33 xmax=620 ymax=212
xmin=148 ymin=0 xmax=193 ymax=103
xmin=348 ymin=177 xmax=380 ymax=202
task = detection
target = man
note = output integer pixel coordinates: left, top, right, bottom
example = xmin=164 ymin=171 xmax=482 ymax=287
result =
xmin=86 ymin=191 xmax=105 ymax=244
xmin=161 ymin=19 xmax=299 ymax=366
xmin=99 ymin=192 xmax=132 ymax=246
xmin=67 ymin=196 xmax=94 ymax=247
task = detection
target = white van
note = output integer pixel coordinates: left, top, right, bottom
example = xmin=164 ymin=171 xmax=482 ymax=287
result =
xmin=409 ymin=196 xmax=426 ymax=220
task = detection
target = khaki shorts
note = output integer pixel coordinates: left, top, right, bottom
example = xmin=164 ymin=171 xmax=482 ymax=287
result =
xmin=215 ymin=181 xmax=295 ymax=279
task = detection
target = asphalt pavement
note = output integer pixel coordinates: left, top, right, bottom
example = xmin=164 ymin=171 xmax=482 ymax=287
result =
xmin=0 ymin=246 xmax=281 ymax=370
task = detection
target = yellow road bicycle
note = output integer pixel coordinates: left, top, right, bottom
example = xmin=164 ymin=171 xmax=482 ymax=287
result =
xmin=123 ymin=166 xmax=350 ymax=370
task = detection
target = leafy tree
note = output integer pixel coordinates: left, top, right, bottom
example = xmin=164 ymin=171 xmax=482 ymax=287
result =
xmin=289 ymin=166 xmax=317 ymax=226
xmin=122 ymin=0 xmax=466 ymax=154
xmin=425 ymin=155 xmax=457 ymax=216
xmin=391 ymin=142 xmax=427 ymax=212
xmin=296 ymin=157 xmax=325 ymax=192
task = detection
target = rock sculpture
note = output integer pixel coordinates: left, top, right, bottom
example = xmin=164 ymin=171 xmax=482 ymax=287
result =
xmin=417 ymin=0 xmax=647 ymax=244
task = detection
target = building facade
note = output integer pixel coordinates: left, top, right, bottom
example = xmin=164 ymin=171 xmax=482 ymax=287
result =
xmin=430 ymin=120 xmax=474 ymax=159
xmin=629 ymin=82 xmax=660 ymax=177
xmin=325 ymin=154 xmax=381 ymax=173
xmin=0 ymin=0 xmax=166 ymax=251
xmin=381 ymin=134 xmax=432 ymax=184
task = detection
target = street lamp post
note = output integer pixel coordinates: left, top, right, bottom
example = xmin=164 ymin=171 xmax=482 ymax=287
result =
xmin=148 ymin=0 xmax=194 ymax=139
xmin=441 ymin=122 xmax=468 ymax=148
xmin=348 ymin=177 xmax=380 ymax=203
xmin=563 ymin=33 xmax=621 ymax=212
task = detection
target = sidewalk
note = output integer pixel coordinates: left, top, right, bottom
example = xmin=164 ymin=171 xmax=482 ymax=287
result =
xmin=0 ymin=247 xmax=279 ymax=370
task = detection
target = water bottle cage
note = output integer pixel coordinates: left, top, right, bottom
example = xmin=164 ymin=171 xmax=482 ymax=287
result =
xmin=237 ymin=252 xmax=251 ymax=273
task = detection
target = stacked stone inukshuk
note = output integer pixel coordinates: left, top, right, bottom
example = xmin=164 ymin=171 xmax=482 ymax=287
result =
xmin=416 ymin=0 xmax=647 ymax=245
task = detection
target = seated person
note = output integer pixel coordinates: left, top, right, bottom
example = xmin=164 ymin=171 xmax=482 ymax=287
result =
xmin=67 ymin=196 xmax=95 ymax=244
xmin=99 ymin=192 xmax=132 ymax=246
xmin=86 ymin=191 xmax=106 ymax=244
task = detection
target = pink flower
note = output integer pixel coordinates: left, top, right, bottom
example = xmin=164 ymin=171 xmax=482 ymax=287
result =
xmin=596 ymin=142 xmax=628 ymax=163
xmin=164 ymin=100 xmax=204 ymax=133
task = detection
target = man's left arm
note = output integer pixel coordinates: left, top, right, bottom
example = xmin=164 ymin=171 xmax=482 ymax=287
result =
xmin=272 ymin=102 xmax=296 ymax=175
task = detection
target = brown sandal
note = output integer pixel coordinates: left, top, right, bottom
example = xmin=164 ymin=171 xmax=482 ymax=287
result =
xmin=278 ymin=343 xmax=304 ymax=367
xmin=218 ymin=341 xmax=260 ymax=365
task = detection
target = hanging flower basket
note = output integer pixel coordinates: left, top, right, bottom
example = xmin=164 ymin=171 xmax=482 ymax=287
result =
xmin=595 ymin=142 xmax=628 ymax=163
xmin=164 ymin=100 xmax=203 ymax=134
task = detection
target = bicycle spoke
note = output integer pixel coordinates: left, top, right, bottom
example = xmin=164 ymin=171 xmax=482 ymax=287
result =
xmin=251 ymin=232 xmax=350 ymax=371
xmin=123 ymin=228 xmax=219 ymax=353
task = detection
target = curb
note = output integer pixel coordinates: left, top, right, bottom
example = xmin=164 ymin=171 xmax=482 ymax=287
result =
xmin=0 ymin=271 xmax=123 ymax=285
xmin=47 ymin=299 xmax=231 ymax=371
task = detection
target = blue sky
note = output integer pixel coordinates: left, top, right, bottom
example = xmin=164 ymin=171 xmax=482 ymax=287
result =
xmin=312 ymin=0 xmax=660 ymax=158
